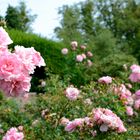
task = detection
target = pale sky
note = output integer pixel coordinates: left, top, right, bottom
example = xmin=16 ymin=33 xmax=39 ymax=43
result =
xmin=0 ymin=0 xmax=86 ymax=39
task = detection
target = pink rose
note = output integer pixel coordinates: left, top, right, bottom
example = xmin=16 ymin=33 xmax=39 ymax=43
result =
xmin=126 ymin=106 xmax=133 ymax=116
xmin=2 ymin=127 xmax=24 ymax=140
xmin=65 ymin=118 xmax=84 ymax=132
xmin=0 ymin=53 xmax=24 ymax=81
xmin=65 ymin=121 xmax=76 ymax=132
xmin=86 ymin=51 xmax=93 ymax=58
xmin=100 ymin=124 xmax=108 ymax=132
xmin=14 ymin=46 xmax=46 ymax=74
xmin=81 ymin=53 xmax=86 ymax=59
xmin=71 ymin=41 xmax=78 ymax=50
xmin=65 ymin=86 xmax=80 ymax=101
xmin=92 ymin=108 xmax=127 ymax=133
xmin=76 ymin=55 xmax=83 ymax=62
xmin=61 ymin=48 xmax=68 ymax=55
xmin=135 ymin=90 xmax=140 ymax=99
xmin=80 ymin=45 xmax=86 ymax=50
xmin=98 ymin=76 xmax=112 ymax=84
xmin=134 ymin=99 xmax=140 ymax=110
xmin=87 ymin=59 xmax=93 ymax=67
xmin=0 ymin=27 xmax=13 ymax=46
xmin=18 ymin=126 xmax=23 ymax=131
xmin=130 ymin=64 xmax=140 ymax=70
xmin=117 ymin=125 xmax=127 ymax=133
xmin=0 ymin=46 xmax=9 ymax=55
xmin=0 ymin=76 xmax=31 ymax=97
xmin=129 ymin=64 xmax=140 ymax=82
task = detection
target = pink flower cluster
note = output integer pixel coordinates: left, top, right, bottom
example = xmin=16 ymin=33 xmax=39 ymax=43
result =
xmin=65 ymin=86 xmax=80 ymax=101
xmin=113 ymin=84 xmax=133 ymax=105
xmin=92 ymin=108 xmax=127 ymax=133
xmin=61 ymin=41 xmax=93 ymax=67
xmin=62 ymin=117 xmax=93 ymax=133
xmin=98 ymin=76 xmax=112 ymax=84
xmin=62 ymin=108 xmax=127 ymax=135
xmin=0 ymin=27 xmax=45 ymax=97
xmin=2 ymin=127 xmax=24 ymax=140
xmin=129 ymin=64 xmax=140 ymax=82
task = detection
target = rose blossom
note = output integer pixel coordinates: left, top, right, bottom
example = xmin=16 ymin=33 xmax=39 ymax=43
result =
xmin=76 ymin=55 xmax=83 ymax=62
xmin=18 ymin=126 xmax=23 ymax=131
xmin=130 ymin=64 xmax=140 ymax=70
xmin=65 ymin=118 xmax=84 ymax=132
xmin=86 ymin=51 xmax=93 ymax=58
xmin=0 ymin=46 xmax=9 ymax=55
xmin=14 ymin=46 xmax=46 ymax=74
xmin=0 ymin=76 xmax=31 ymax=97
xmin=126 ymin=106 xmax=133 ymax=116
xmin=61 ymin=48 xmax=68 ymax=55
xmin=81 ymin=53 xmax=86 ymax=59
xmin=0 ymin=53 xmax=24 ymax=81
xmin=2 ymin=127 xmax=24 ymax=140
xmin=0 ymin=27 xmax=13 ymax=46
xmin=98 ymin=76 xmax=112 ymax=84
xmin=80 ymin=45 xmax=86 ymax=50
xmin=129 ymin=64 xmax=140 ymax=82
xmin=71 ymin=41 xmax=78 ymax=50
xmin=87 ymin=59 xmax=93 ymax=67
xmin=134 ymin=99 xmax=140 ymax=110
xmin=100 ymin=124 xmax=108 ymax=132
xmin=92 ymin=108 xmax=127 ymax=133
xmin=135 ymin=90 xmax=140 ymax=99
xmin=65 ymin=86 xmax=80 ymax=100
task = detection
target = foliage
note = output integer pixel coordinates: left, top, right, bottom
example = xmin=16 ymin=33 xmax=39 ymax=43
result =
xmin=98 ymin=53 xmax=138 ymax=80
xmin=55 ymin=4 xmax=83 ymax=44
xmin=93 ymin=29 xmax=117 ymax=59
xmin=80 ymin=0 xmax=95 ymax=39
xmin=5 ymin=1 xmax=37 ymax=32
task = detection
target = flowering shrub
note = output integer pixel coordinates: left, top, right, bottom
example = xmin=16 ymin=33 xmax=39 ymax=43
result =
xmin=92 ymin=108 xmax=127 ymax=133
xmin=61 ymin=41 xmax=94 ymax=86
xmin=0 ymin=27 xmax=45 ymax=96
xmin=62 ymin=107 xmax=126 ymax=135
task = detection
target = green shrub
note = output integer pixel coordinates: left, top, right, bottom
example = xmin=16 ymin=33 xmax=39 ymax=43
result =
xmin=98 ymin=53 xmax=138 ymax=81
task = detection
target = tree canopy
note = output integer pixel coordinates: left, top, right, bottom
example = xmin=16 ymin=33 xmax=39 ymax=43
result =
xmin=5 ymin=1 xmax=37 ymax=32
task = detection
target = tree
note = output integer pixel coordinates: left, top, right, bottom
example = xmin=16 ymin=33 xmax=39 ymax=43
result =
xmin=5 ymin=1 xmax=37 ymax=32
xmin=80 ymin=0 xmax=95 ymax=38
xmin=5 ymin=5 xmax=21 ymax=30
xmin=54 ymin=4 xmax=83 ymax=44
